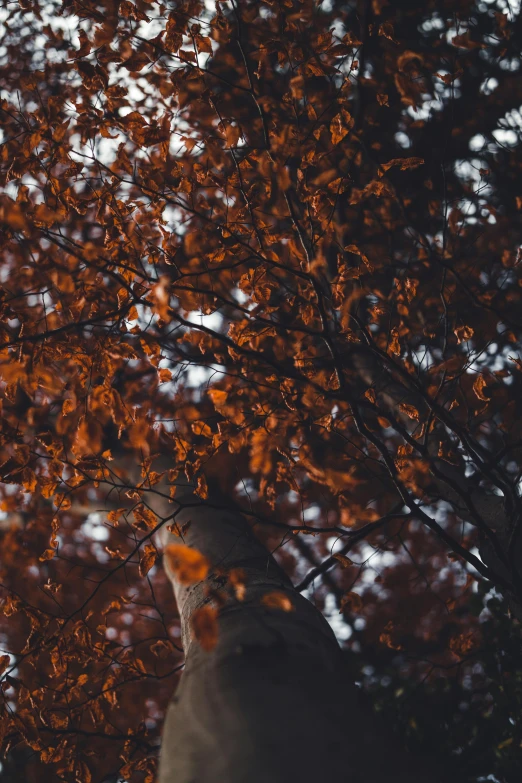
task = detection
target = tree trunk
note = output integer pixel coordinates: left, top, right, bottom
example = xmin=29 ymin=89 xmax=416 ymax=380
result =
xmin=158 ymin=493 xmax=445 ymax=783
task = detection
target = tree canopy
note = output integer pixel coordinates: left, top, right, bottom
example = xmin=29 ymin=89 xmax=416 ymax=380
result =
xmin=1 ymin=0 xmax=522 ymax=780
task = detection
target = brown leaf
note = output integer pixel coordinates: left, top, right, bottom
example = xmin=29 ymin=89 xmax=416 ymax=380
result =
xmin=123 ymin=51 xmax=151 ymax=72
xmin=39 ymin=548 xmax=56 ymax=562
xmin=75 ymin=761 xmax=92 ymax=783
xmin=473 ymin=374 xmax=489 ymax=402
xmin=0 ymin=654 xmax=10 ymax=676
xmin=195 ymin=34 xmax=213 ymax=54
xmin=133 ymin=504 xmax=157 ymax=529
xmin=191 ymin=605 xmax=218 ymax=651
xmin=164 ymin=544 xmax=209 ymax=584
xmin=399 ymin=403 xmax=420 ymax=420
xmin=195 ymin=474 xmax=208 ymax=499
xmin=228 ymin=568 xmax=247 ymax=601
xmin=139 ymin=544 xmax=157 ymax=577
xmin=150 ymin=639 xmax=172 ymax=658
xmin=389 ymin=327 xmax=401 ymax=356
xmin=260 ymin=591 xmax=294 ymax=612
xmin=339 ymin=591 xmax=363 ymax=614
xmin=379 ymin=621 xmax=403 ymax=650
xmin=208 ymin=388 xmax=228 ymax=410
xmin=438 ymin=441 xmax=460 ymax=465
xmin=451 ymin=32 xmax=484 ymax=49
xmin=158 ymin=368 xmax=173 ymax=383
xmin=329 ymin=109 xmax=354 ymax=145
xmin=107 ymin=508 xmax=126 ymax=524
xmin=333 ymin=553 xmax=353 ymax=569
xmin=381 ymin=157 xmax=424 ymax=173
xmin=191 ymin=420 xmax=213 ymax=439
xmin=454 ymin=325 xmax=474 ymax=344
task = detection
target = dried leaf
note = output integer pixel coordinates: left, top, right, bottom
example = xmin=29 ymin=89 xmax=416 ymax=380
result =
xmin=195 ymin=474 xmax=208 ymax=499
xmin=158 ymin=368 xmax=173 ymax=383
xmin=39 ymin=548 xmax=56 ymax=562
xmin=164 ymin=543 xmax=209 ymax=584
xmin=454 ymin=325 xmax=474 ymax=344
xmin=329 ymin=109 xmax=354 ymax=145
xmin=333 ymin=553 xmax=353 ymax=569
xmin=473 ymin=374 xmax=489 ymax=402
xmin=107 ymin=508 xmax=126 ymax=524
xmin=339 ymin=591 xmax=363 ymax=614
xmin=191 ymin=605 xmax=218 ymax=651
xmin=438 ymin=441 xmax=460 ymax=465
xmin=151 ymin=639 xmax=172 ymax=658
xmin=208 ymin=388 xmax=228 ymax=406
xmin=381 ymin=157 xmax=424 ymax=173
xmin=228 ymin=568 xmax=247 ymax=601
xmin=260 ymin=591 xmax=294 ymax=612
xmin=0 ymin=654 xmax=10 ymax=675
xmin=139 ymin=544 xmax=157 ymax=577
xmin=379 ymin=620 xmax=403 ymax=650
xmin=399 ymin=403 xmax=420 ymax=420
xmin=389 ymin=328 xmax=401 ymax=356
xmin=133 ymin=504 xmax=157 ymax=529
xmin=191 ymin=420 xmax=213 ymax=439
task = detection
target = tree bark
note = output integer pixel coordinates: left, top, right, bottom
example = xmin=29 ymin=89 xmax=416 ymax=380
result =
xmin=158 ymin=493 xmax=445 ymax=783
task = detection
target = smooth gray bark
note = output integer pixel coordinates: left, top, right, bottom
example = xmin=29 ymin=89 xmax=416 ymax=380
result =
xmin=158 ymin=493 xmax=444 ymax=783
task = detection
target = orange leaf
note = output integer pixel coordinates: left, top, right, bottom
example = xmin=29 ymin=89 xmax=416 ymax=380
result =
xmin=389 ymin=327 xmax=401 ymax=356
xmin=128 ymin=417 xmax=150 ymax=453
xmin=164 ymin=543 xmax=209 ymax=584
xmin=381 ymin=157 xmax=424 ymax=173
xmin=34 ymin=203 xmax=58 ymax=227
xmin=22 ymin=468 xmax=37 ymax=493
xmin=379 ymin=620 xmax=403 ymax=650
xmin=158 ymin=368 xmax=173 ymax=383
xmin=195 ymin=34 xmax=213 ymax=54
xmin=333 ymin=553 xmax=353 ymax=569
xmin=195 ymin=474 xmax=208 ymax=499
xmin=208 ymin=388 xmax=228 ymax=410
xmin=62 ymin=398 xmax=75 ymax=416
xmin=151 ymin=639 xmax=172 ymax=658
xmin=329 ymin=109 xmax=354 ymax=145
xmin=0 ymin=654 xmax=10 ymax=675
xmin=261 ymin=591 xmax=294 ymax=612
xmin=473 ymin=374 xmax=489 ymax=402
xmin=139 ymin=544 xmax=157 ymax=577
xmin=107 ymin=508 xmax=126 ymax=524
xmin=339 ymin=591 xmax=363 ymax=614
xmin=191 ymin=605 xmax=218 ymax=651
xmin=399 ymin=403 xmax=420 ymax=420
xmin=438 ymin=441 xmax=460 ymax=465
xmin=228 ymin=567 xmax=247 ymax=601
xmin=191 ymin=420 xmax=212 ymax=439
xmin=454 ymin=325 xmax=474 ymax=344
xmin=75 ymin=761 xmax=92 ymax=783
xmin=450 ymin=631 xmax=477 ymax=657
xmin=133 ymin=504 xmax=157 ymax=529
xmin=451 ymin=32 xmax=483 ymax=49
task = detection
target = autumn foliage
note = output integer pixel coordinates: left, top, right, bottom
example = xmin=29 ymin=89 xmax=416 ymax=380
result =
xmin=1 ymin=0 xmax=522 ymax=780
